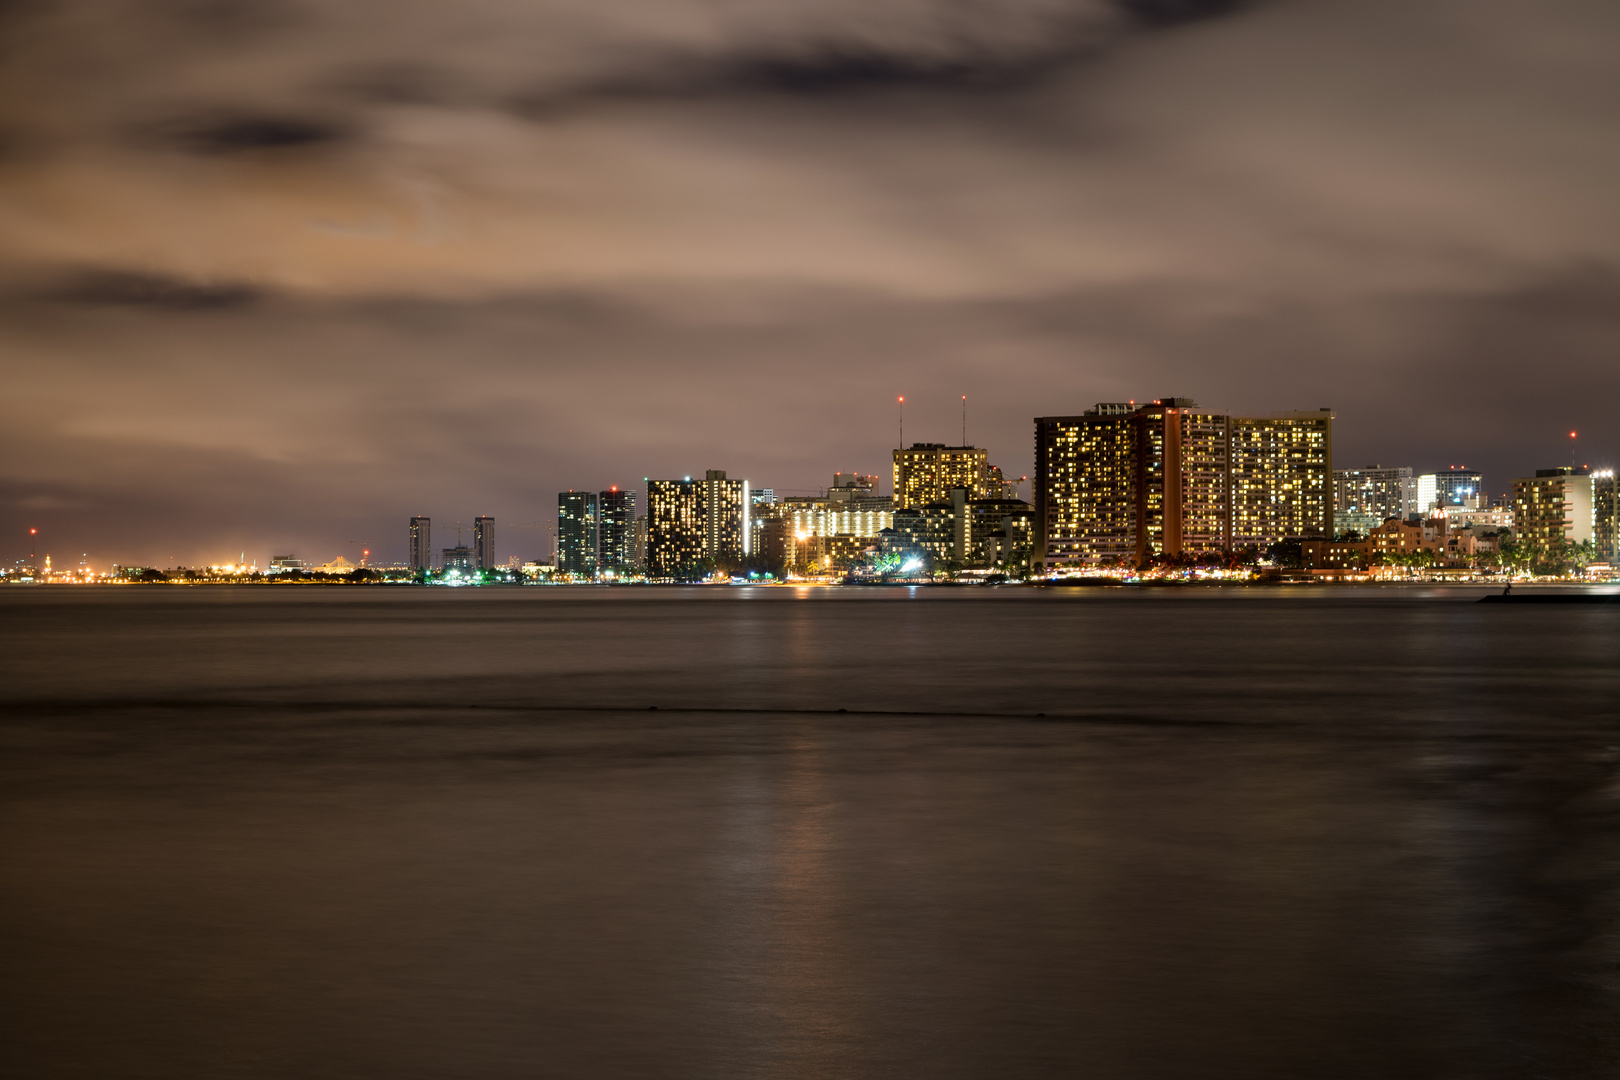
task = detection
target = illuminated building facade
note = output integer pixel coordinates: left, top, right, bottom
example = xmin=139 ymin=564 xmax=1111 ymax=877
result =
xmin=408 ymin=517 xmax=431 ymax=570
xmin=558 ymin=491 xmax=599 ymax=576
xmin=700 ymin=470 xmax=750 ymax=564
xmin=647 ymin=480 xmax=702 ymax=577
xmin=1228 ymin=411 xmax=1333 ymax=550
xmin=1033 ymin=405 xmax=1136 ymax=569
xmin=1034 ymin=398 xmax=1334 ymax=569
xmin=646 ymin=470 xmax=751 ymax=577
xmin=1134 ymin=399 xmax=1231 ymax=563
xmin=1333 ymin=466 xmax=1415 ymax=534
xmin=893 ymin=444 xmax=994 ymax=509
xmin=1512 ymin=467 xmax=1594 ymax=547
xmin=473 ymin=515 xmax=495 ymax=570
xmin=1417 ymin=469 xmax=1483 ymax=514
xmin=598 ymin=488 xmax=637 ymax=574
xmin=786 ymin=507 xmax=894 ymax=539
xmin=442 ymin=545 xmax=475 ymax=572
xmin=893 ymin=501 xmax=958 ymax=563
xmin=1596 ymin=470 xmax=1618 ymax=561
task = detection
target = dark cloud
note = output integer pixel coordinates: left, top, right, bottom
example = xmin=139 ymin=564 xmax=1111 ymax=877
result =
xmin=160 ymin=113 xmax=351 ymax=154
xmin=42 ymin=269 xmax=260 ymax=309
xmin=1121 ymin=0 xmax=1257 ymax=28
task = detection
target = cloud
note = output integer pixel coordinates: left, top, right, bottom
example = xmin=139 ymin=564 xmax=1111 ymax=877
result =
xmin=159 ymin=113 xmax=352 ymax=155
xmin=40 ymin=269 xmax=261 ymax=309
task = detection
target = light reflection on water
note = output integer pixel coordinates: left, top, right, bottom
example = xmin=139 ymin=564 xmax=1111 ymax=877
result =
xmin=2 ymin=586 xmax=1618 ymax=1078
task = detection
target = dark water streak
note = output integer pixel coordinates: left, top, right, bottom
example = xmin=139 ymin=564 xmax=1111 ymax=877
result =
xmin=2 ymin=586 xmax=1618 ymax=1078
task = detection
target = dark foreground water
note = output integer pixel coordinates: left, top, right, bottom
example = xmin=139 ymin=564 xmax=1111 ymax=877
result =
xmin=3 ymin=585 xmax=1619 ymax=1079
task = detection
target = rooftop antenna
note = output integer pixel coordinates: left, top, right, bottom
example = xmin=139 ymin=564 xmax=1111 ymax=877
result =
xmin=961 ymin=395 xmax=967 ymax=447
xmin=1571 ymin=430 xmax=1578 ymax=470
xmin=898 ymin=396 xmax=905 ymax=450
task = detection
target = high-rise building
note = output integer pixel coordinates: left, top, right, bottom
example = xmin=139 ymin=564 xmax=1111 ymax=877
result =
xmin=701 ymin=470 xmax=749 ymax=565
xmin=1417 ymin=469 xmax=1483 ymax=514
xmin=1032 ymin=397 xmax=1333 ymax=570
xmin=1134 ymin=399 xmax=1231 ymax=563
xmin=598 ymin=487 xmax=637 ymax=575
xmin=1033 ymin=405 xmax=1136 ymax=569
xmin=442 ymin=546 xmax=475 ymax=572
xmin=473 ymin=516 xmax=495 ymax=570
xmin=557 ymin=491 xmax=600 ymax=576
xmin=1333 ymin=466 xmax=1416 ymax=533
xmin=646 ymin=470 xmax=751 ymax=578
xmin=1512 ymin=467 xmax=1593 ymax=547
xmin=1228 ymin=411 xmax=1333 ymax=550
xmin=1595 ymin=470 xmax=1617 ymax=562
xmin=409 ymin=516 xmax=432 ymax=570
xmin=893 ymin=444 xmax=996 ymax=509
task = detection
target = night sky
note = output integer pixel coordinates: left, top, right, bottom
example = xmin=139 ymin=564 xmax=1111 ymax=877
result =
xmin=2 ymin=0 xmax=1617 ymax=567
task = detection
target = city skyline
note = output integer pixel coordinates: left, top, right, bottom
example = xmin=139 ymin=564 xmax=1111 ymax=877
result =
xmin=6 ymin=401 xmax=1614 ymax=571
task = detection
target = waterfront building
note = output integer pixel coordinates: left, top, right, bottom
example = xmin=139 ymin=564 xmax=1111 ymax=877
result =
xmin=557 ymin=491 xmax=600 ymax=576
xmin=963 ymin=496 xmax=1035 ymax=569
xmin=893 ymin=444 xmax=997 ymax=509
xmin=646 ymin=470 xmax=750 ymax=577
xmin=701 ymin=470 xmax=749 ymax=564
xmin=1033 ymin=398 xmax=1333 ymax=570
xmin=785 ymin=505 xmax=894 ymax=539
xmin=1228 ymin=411 xmax=1334 ymax=550
xmin=1512 ymin=467 xmax=1593 ymax=547
xmin=1134 ymin=399 xmax=1232 ymax=563
xmin=1033 ymin=405 xmax=1136 ymax=569
xmin=442 ymin=545 xmax=476 ymax=572
xmin=893 ymin=500 xmax=958 ymax=564
xmin=1439 ymin=506 xmax=1514 ymax=530
xmin=1417 ymin=468 xmax=1483 ymax=515
xmin=1595 ymin=470 xmax=1618 ymax=561
xmin=598 ymin=487 xmax=637 ymax=575
xmin=1333 ymin=466 xmax=1415 ymax=535
xmin=409 ymin=517 xmax=432 ymax=570
xmin=473 ymin=516 xmax=495 ymax=569
xmin=268 ymin=554 xmax=306 ymax=574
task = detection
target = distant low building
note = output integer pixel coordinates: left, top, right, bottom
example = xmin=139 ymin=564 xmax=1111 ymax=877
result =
xmin=268 ymin=554 xmax=306 ymax=574
xmin=442 ymin=546 xmax=476 ymax=572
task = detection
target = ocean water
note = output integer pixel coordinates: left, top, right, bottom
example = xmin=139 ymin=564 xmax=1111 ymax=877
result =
xmin=2 ymin=585 xmax=1618 ymax=1079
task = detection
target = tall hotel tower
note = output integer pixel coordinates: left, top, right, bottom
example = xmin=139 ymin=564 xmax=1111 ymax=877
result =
xmin=409 ymin=516 xmax=432 ymax=570
xmin=1034 ymin=399 xmax=1332 ymax=570
xmin=892 ymin=444 xmax=996 ymax=509
xmin=646 ymin=470 xmax=749 ymax=578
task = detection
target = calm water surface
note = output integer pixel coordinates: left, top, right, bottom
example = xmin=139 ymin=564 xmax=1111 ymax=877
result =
xmin=2 ymin=586 xmax=1618 ymax=1078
